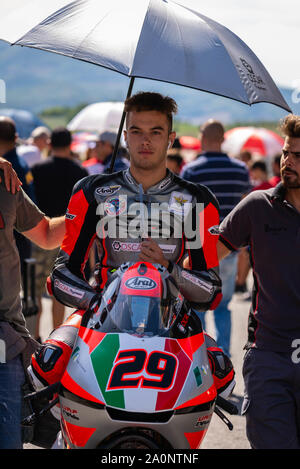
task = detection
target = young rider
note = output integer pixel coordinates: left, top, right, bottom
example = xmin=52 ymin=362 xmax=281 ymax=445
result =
xmin=29 ymin=92 xmax=234 ymax=396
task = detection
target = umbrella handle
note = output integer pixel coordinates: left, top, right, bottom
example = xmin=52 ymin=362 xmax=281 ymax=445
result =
xmin=108 ymin=76 xmax=135 ymax=174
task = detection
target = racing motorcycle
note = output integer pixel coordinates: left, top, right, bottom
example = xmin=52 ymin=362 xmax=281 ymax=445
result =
xmin=23 ymin=261 xmax=238 ymax=449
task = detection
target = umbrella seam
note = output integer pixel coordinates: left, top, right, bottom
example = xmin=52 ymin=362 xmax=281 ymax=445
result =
xmin=174 ymin=4 xmax=289 ymax=111
xmin=181 ymin=8 xmax=251 ymax=103
xmin=128 ymin=0 xmax=154 ymax=76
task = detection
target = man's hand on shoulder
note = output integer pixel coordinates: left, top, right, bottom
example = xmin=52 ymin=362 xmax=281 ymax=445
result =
xmin=0 ymin=157 xmax=22 ymax=194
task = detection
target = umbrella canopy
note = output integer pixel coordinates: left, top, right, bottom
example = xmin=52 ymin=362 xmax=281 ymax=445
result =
xmin=0 ymin=0 xmax=291 ymax=172
xmin=67 ymin=102 xmax=124 ymax=133
xmin=0 ymin=108 xmax=47 ymax=139
xmin=222 ymin=127 xmax=284 ymax=158
xmin=0 ymin=0 xmax=290 ymax=112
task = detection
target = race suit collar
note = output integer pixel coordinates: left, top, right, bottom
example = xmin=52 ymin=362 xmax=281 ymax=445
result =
xmin=124 ymin=168 xmax=174 ymax=194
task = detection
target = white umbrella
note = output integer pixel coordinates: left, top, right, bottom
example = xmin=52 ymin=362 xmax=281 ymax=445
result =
xmin=222 ymin=126 xmax=284 ymax=158
xmin=0 ymin=0 xmax=291 ymax=170
xmin=67 ymin=102 xmax=124 ymax=133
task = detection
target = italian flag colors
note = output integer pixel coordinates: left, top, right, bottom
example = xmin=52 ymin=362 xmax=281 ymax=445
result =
xmin=90 ymin=333 xmax=192 ymax=411
xmin=63 ymin=329 xmax=208 ymax=413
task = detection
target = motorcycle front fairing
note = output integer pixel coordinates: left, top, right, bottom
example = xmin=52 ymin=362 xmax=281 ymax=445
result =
xmin=59 ymin=263 xmax=217 ymax=449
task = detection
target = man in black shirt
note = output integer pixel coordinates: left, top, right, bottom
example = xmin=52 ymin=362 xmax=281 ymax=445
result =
xmin=217 ymin=114 xmax=300 ymax=449
xmin=31 ymin=127 xmax=88 ymax=338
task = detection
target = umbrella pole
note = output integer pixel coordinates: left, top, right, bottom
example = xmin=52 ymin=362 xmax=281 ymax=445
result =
xmin=108 ymin=76 xmax=135 ymax=174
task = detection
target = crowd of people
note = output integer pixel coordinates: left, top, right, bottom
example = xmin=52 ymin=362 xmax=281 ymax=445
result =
xmin=0 ymin=92 xmax=299 ymax=450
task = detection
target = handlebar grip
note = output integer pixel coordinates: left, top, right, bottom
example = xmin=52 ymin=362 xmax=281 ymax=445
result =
xmin=24 ymin=381 xmax=60 ymax=401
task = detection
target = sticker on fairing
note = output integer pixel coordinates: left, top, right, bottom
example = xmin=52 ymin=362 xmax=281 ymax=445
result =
xmin=125 ymin=276 xmax=157 ymax=290
xmin=90 ymin=335 xmax=190 ymax=412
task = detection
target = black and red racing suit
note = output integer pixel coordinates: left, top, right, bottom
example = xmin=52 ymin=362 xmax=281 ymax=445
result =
xmin=30 ymin=169 xmax=228 ymax=390
xmin=48 ymin=168 xmax=222 ymax=311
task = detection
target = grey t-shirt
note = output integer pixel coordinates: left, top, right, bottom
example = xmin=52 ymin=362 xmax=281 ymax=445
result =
xmin=0 ymin=176 xmax=44 ymax=336
xmin=219 ymin=183 xmax=300 ymax=353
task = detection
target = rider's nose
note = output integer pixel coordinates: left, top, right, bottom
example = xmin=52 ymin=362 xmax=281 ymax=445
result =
xmin=141 ymin=135 xmax=151 ymax=146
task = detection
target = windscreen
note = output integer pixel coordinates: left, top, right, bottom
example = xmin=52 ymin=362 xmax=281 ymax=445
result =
xmin=96 ymin=285 xmax=174 ymax=336
xmin=90 ymin=263 xmax=190 ymax=337
xmin=93 ymin=266 xmax=181 ymax=336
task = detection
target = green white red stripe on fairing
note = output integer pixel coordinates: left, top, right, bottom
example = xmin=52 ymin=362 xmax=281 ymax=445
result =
xmin=62 ymin=334 xmax=106 ymax=404
xmin=90 ymin=333 xmax=195 ymax=412
xmin=64 ymin=331 xmax=211 ymax=412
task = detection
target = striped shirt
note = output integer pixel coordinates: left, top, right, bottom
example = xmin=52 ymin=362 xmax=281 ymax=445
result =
xmin=180 ymin=152 xmax=250 ymax=221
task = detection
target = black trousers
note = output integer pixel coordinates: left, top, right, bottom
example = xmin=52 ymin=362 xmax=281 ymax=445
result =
xmin=242 ymin=348 xmax=300 ymax=449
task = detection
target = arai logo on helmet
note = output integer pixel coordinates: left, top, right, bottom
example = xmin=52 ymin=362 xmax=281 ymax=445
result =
xmin=125 ymin=276 xmax=157 ymax=290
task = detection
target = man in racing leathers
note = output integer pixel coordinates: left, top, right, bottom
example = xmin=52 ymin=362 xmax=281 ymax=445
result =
xmin=29 ymin=92 xmax=234 ymax=397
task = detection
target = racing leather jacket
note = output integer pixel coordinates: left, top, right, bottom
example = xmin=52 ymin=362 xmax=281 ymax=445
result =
xmin=49 ymin=168 xmax=222 ymax=311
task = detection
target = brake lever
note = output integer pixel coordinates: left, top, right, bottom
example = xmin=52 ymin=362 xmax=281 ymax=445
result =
xmin=213 ymin=395 xmax=239 ymax=431
xmin=22 ymin=381 xmax=61 ymax=426
xmin=214 ymin=406 xmax=234 ymax=431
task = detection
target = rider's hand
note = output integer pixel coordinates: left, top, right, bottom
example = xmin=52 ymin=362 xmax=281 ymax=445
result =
xmin=0 ymin=157 xmax=22 ymax=194
xmin=139 ymin=238 xmax=169 ymax=269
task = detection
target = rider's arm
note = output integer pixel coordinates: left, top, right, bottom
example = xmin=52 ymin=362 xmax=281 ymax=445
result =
xmin=169 ymin=185 xmax=222 ymax=310
xmin=49 ymin=176 xmax=99 ymax=310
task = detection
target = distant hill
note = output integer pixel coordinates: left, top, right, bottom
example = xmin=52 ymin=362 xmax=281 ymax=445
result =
xmin=0 ymin=40 xmax=298 ymax=125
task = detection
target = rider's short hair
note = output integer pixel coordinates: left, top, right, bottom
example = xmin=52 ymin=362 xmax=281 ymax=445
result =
xmin=124 ymin=92 xmax=178 ymax=132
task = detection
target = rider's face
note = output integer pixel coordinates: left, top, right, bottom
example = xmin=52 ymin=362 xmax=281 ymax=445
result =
xmin=124 ymin=110 xmax=175 ymax=172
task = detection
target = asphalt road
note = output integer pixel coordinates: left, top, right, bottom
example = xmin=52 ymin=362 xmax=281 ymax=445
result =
xmin=24 ymin=291 xmax=252 ymax=450
xmin=200 ymin=293 xmax=251 ymax=449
